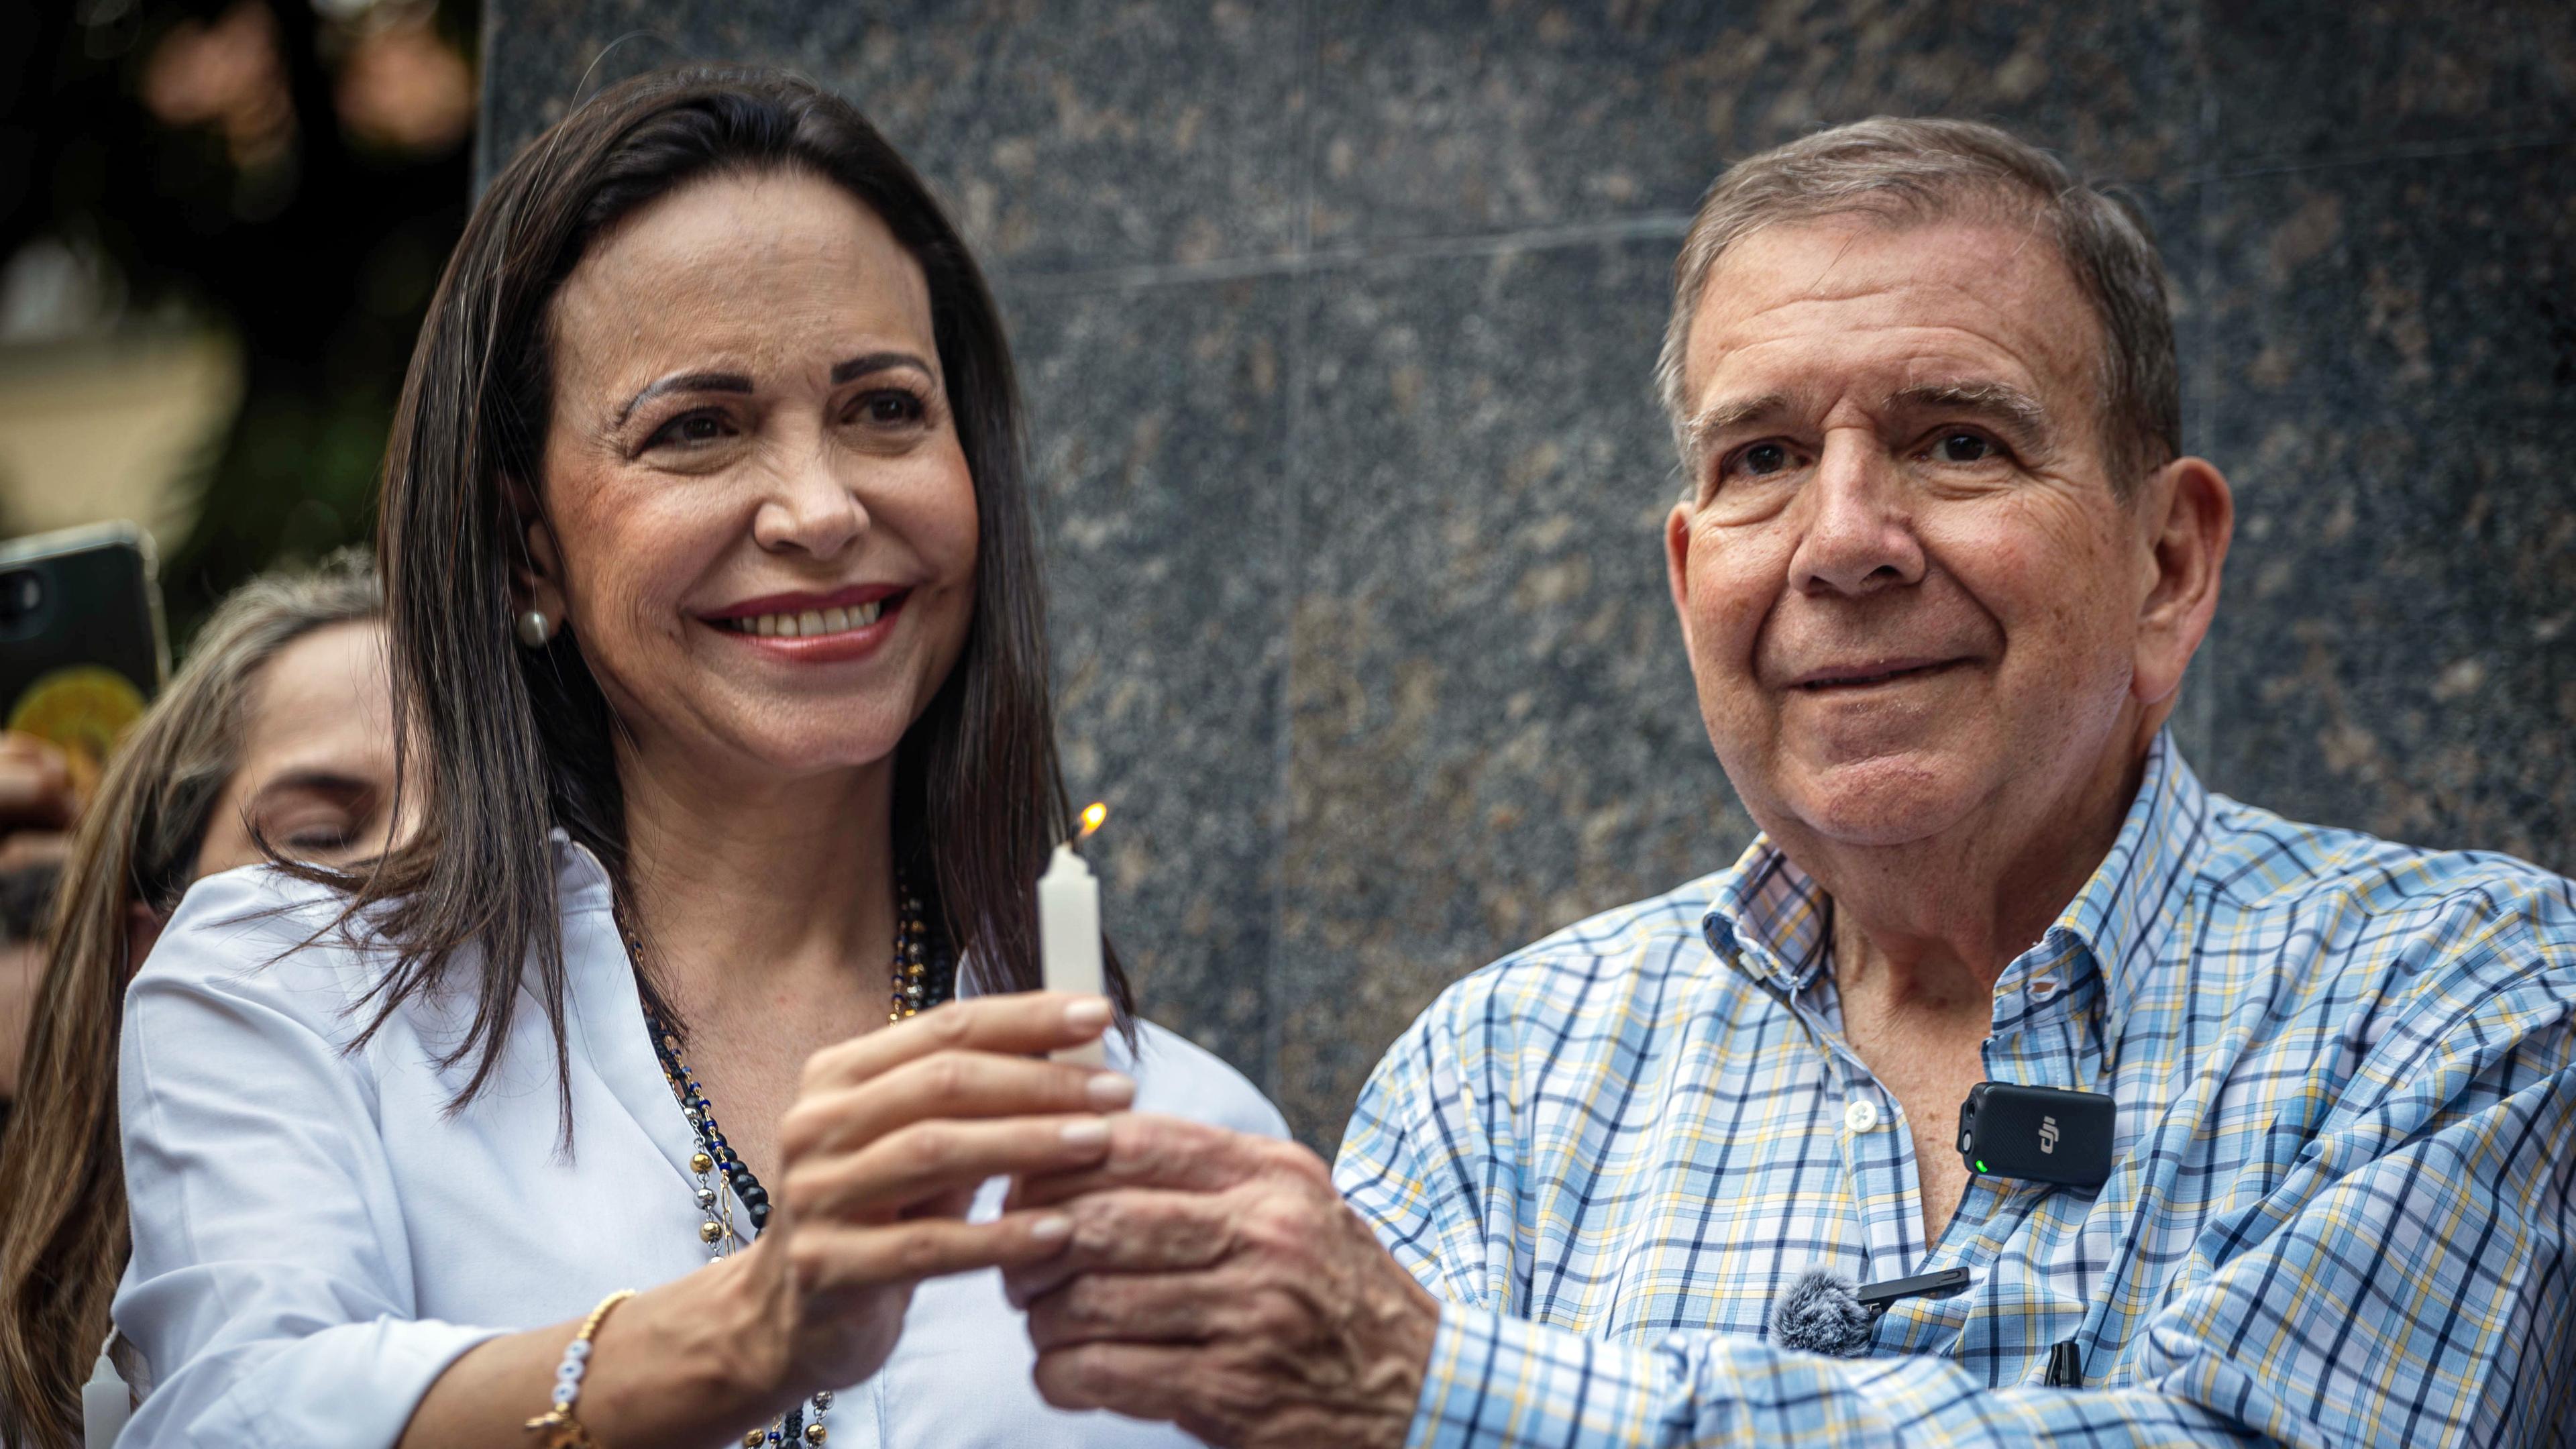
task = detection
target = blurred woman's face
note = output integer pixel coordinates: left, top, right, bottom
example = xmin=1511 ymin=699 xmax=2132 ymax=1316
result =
xmin=193 ymin=620 xmax=411 ymax=877
xmin=528 ymin=168 xmax=981 ymax=782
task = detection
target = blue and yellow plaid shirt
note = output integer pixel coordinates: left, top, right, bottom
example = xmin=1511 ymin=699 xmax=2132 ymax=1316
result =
xmin=1336 ymin=734 xmax=2576 ymax=1446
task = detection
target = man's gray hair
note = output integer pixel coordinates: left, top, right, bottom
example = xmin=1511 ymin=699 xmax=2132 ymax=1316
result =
xmin=1655 ymin=117 xmax=2180 ymax=494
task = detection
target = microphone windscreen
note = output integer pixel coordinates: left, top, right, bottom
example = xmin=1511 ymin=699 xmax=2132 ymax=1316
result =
xmin=1769 ymin=1267 xmax=1878 ymax=1357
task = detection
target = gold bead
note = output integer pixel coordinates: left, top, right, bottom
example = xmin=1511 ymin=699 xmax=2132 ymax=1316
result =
xmin=806 ymin=1424 xmax=828 ymax=1444
xmin=698 ymin=1219 xmax=723 ymax=1243
xmin=690 ymin=1151 xmax=713 ymax=1174
xmin=745 ymin=1433 xmax=765 ymax=1448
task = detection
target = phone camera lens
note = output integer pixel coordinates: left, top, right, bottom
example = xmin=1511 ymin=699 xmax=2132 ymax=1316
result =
xmin=0 ymin=570 xmax=39 ymax=622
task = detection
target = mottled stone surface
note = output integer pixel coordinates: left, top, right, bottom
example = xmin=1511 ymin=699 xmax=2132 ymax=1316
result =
xmin=2204 ymin=1 xmax=2576 ymax=164
xmin=484 ymin=2 xmax=2576 ymax=1148
xmin=2197 ymin=143 xmax=2576 ymax=871
xmin=1007 ymin=276 xmax=1295 ymax=1089
xmin=480 ymin=0 xmax=1305 ymax=273
xmin=1305 ymin=0 xmax=2199 ymax=248
xmin=1278 ymin=240 xmax=1747 ymax=1121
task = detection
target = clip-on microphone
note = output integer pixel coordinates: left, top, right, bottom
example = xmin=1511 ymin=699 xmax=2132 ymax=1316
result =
xmin=1955 ymin=1081 xmax=2114 ymax=1189
xmin=1770 ymin=1265 xmax=1972 ymax=1356
xmin=1773 ymin=1083 xmax=2116 ymax=1361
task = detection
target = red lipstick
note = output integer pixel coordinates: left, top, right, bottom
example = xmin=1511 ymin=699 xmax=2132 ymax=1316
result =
xmin=697 ymin=585 xmax=911 ymax=665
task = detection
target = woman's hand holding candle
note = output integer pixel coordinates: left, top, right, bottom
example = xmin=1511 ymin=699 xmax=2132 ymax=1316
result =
xmin=399 ymin=993 xmax=1131 ymax=1449
xmin=746 ymin=994 xmax=1129 ymax=1392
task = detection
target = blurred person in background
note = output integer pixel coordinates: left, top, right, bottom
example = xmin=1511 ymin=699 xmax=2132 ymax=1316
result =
xmin=0 ymin=555 xmax=393 ymax=1449
xmin=2 ymin=0 xmax=476 ymax=634
xmin=0 ymin=733 xmax=81 ymax=1121
xmin=111 ymin=66 xmax=1282 ymax=1449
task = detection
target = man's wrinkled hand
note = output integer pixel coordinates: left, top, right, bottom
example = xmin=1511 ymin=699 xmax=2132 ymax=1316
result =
xmin=1004 ymin=1114 xmax=1440 ymax=1449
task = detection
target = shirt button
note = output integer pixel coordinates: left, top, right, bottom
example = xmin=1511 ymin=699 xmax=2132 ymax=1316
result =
xmin=1844 ymin=1098 xmax=1880 ymax=1132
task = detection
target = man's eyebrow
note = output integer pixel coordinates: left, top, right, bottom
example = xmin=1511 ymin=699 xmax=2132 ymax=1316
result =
xmin=612 ymin=370 xmax=753 ymax=428
xmin=1887 ymin=381 xmax=2051 ymax=435
xmin=830 ymin=350 xmax=935 ymax=385
xmin=1684 ymin=392 xmax=1792 ymax=457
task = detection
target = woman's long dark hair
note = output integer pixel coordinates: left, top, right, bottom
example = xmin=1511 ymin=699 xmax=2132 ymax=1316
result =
xmin=356 ymin=65 xmax=1127 ymax=1122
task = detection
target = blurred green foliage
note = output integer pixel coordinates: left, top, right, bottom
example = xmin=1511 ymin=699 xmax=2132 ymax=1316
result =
xmin=0 ymin=0 xmax=478 ymax=641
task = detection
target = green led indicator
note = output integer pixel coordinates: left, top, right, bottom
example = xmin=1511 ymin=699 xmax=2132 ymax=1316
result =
xmin=1974 ymin=1160 xmax=1988 ymax=1173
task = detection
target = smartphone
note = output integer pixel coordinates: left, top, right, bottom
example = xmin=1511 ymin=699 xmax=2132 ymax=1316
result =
xmin=0 ymin=523 xmax=169 ymax=798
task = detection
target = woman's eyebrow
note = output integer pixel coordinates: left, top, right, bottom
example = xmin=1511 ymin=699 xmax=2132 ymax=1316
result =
xmin=250 ymin=769 xmax=380 ymax=804
xmin=608 ymin=354 xmax=933 ymax=427
xmin=612 ymin=370 xmax=754 ymax=427
xmin=830 ymin=351 xmax=934 ymax=384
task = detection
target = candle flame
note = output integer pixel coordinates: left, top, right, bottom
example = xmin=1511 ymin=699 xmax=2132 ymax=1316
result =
xmin=1077 ymin=802 xmax=1108 ymax=840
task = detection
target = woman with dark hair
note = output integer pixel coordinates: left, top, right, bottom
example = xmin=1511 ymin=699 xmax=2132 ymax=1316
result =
xmin=0 ymin=555 xmax=396 ymax=1448
xmin=113 ymin=66 xmax=1281 ymax=1448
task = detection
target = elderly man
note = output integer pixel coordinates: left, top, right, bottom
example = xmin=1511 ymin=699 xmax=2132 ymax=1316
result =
xmin=1006 ymin=118 xmax=2576 ymax=1446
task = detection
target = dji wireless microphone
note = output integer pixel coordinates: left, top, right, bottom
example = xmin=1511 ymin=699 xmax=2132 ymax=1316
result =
xmin=1955 ymin=1081 xmax=2114 ymax=1189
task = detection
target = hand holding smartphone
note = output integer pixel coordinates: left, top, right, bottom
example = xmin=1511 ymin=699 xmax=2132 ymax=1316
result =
xmin=0 ymin=523 xmax=166 ymax=807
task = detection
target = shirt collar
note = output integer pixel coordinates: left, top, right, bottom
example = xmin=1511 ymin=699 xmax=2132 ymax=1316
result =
xmin=2031 ymin=729 xmax=2208 ymax=1028
xmin=550 ymin=828 xmax=616 ymax=914
xmin=1701 ymin=837 xmax=1833 ymax=994
xmin=1701 ymin=731 xmax=2210 ymax=1016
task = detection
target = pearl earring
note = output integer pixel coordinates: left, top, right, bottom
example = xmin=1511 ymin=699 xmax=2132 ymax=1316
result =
xmin=515 ymin=609 xmax=553 ymax=649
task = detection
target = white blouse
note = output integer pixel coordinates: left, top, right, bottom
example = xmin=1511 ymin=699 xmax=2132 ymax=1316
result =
xmin=113 ymin=837 xmax=1286 ymax=1448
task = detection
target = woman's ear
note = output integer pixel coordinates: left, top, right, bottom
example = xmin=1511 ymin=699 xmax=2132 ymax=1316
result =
xmin=125 ymin=901 xmax=166 ymax=979
xmin=521 ymin=517 xmax=570 ymax=625
xmin=502 ymin=476 xmax=571 ymax=627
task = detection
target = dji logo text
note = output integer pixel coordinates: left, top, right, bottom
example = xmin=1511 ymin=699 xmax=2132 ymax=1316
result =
xmin=2038 ymin=1116 xmax=2059 ymax=1155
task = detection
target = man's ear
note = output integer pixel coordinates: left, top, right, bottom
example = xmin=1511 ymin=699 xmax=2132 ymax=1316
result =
xmin=1664 ymin=498 xmax=1697 ymax=655
xmin=2131 ymin=455 xmax=2233 ymax=711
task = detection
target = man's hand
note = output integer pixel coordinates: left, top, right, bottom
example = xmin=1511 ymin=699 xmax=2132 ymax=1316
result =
xmin=1003 ymin=1114 xmax=1440 ymax=1449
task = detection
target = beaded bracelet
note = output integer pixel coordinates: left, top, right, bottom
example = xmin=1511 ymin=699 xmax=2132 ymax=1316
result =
xmin=524 ymin=1289 xmax=637 ymax=1448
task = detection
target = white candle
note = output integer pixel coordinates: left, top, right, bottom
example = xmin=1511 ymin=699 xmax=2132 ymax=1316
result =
xmin=83 ymin=1349 xmax=130 ymax=1448
xmin=1038 ymin=839 xmax=1105 ymax=1066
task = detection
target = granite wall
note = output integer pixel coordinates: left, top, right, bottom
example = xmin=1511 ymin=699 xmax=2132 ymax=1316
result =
xmin=480 ymin=0 xmax=2576 ymax=1148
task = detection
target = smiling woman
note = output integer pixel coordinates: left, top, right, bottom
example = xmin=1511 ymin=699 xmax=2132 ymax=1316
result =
xmin=517 ymin=165 xmax=984 ymax=783
xmin=106 ymin=65 xmax=1283 ymax=1449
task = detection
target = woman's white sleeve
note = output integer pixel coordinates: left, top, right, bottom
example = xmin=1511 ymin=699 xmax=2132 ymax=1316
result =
xmin=113 ymin=876 xmax=502 ymax=1448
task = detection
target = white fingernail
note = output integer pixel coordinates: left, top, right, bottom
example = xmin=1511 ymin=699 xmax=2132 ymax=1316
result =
xmin=1060 ymin=1117 xmax=1110 ymax=1146
xmin=1065 ymin=998 xmax=1111 ymax=1030
xmin=1085 ymin=1073 xmax=1135 ymax=1109
xmin=1030 ymin=1214 xmax=1071 ymax=1240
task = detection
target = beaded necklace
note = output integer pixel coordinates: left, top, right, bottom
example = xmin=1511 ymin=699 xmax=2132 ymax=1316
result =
xmin=617 ymin=875 xmax=955 ymax=1447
